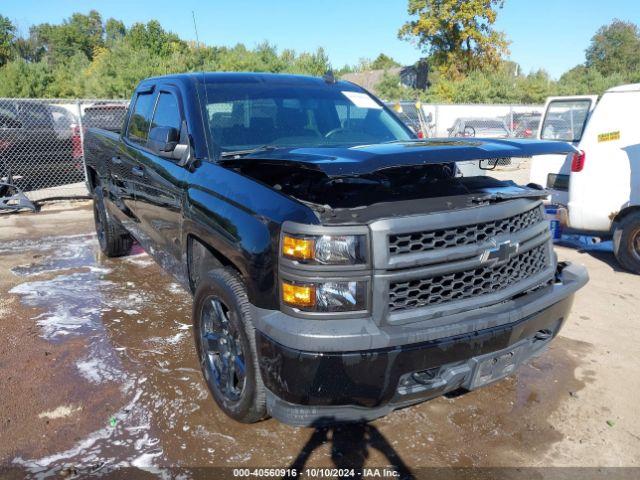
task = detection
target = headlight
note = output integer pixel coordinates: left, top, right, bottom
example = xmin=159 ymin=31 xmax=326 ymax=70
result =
xmin=281 ymin=280 xmax=367 ymax=312
xmin=281 ymin=233 xmax=367 ymax=265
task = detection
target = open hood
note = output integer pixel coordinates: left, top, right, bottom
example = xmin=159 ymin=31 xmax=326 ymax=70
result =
xmin=221 ymin=138 xmax=578 ymax=178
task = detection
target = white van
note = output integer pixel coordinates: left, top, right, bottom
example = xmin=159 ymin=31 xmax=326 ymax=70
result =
xmin=529 ymin=84 xmax=640 ymax=273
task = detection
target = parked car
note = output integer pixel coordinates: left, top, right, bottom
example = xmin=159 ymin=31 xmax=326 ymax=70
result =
xmin=0 ymin=100 xmax=84 ymax=191
xmin=448 ymin=117 xmax=510 ymax=138
xmin=84 ymin=72 xmax=587 ymax=425
xmin=82 ymin=102 xmax=128 ymax=133
xmin=510 ymin=113 xmax=541 ymax=138
xmin=49 ymin=105 xmax=77 ymax=141
xmin=530 ymin=84 xmax=640 ymax=273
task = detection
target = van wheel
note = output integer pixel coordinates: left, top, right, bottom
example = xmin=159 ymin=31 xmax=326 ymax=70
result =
xmin=193 ymin=267 xmax=267 ymax=423
xmin=613 ymin=212 xmax=640 ymax=274
xmin=93 ymin=188 xmax=133 ymax=257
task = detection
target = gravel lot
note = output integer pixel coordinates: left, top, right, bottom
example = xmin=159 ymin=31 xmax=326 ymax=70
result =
xmin=1 ymin=170 xmax=639 ymax=477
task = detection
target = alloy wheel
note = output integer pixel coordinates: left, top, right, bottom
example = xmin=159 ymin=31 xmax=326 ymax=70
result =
xmin=199 ymin=297 xmax=246 ymax=402
xmin=633 ymin=229 xmax=640 ymax=261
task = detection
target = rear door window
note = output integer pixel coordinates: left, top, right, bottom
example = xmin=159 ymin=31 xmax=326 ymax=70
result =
xmin=127 ymin=91 xmax=156 ymax=144
xmin=540 ymin=99 xmax=592 ymax=142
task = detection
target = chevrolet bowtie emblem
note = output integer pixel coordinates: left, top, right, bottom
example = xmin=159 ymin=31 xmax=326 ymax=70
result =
xmin=480 ymin=240 xmax=519 ymax=265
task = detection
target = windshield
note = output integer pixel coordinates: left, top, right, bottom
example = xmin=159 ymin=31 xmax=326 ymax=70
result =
xmin=540 ymin=99 xmax=591 ymax=142
xmin=202 ymin=81 xmax=412 ymax=154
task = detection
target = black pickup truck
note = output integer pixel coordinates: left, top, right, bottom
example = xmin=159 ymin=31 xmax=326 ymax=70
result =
xmin=84 ymin=72 xmax=588 ymax=426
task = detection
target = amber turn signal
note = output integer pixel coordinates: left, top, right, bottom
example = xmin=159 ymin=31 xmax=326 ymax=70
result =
xmin=282 ymin=235 xmax=314 ymax=261
xmin=282 ymin=281 xmax=316 ymax=308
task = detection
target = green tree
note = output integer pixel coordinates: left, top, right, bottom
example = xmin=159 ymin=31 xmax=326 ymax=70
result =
xmin=83 ymin=41 xmax=185 ymax=97
xmin=375 ymin=72 xmax=429 ymax=101
xmin=398 ymin=0 xmax=509 ymax=77
xmin=585 ymin=20 xmax=640 ymax=76
xmin=517 ymin=69 xmax=553 ymax=104
xmin=376 ymin=72 xmax=408 ymax=100
xmin=13 ymin=36 xmax=44 ymax=62
xmin=105 ymin=18 xmax=126 ymax=44
xmin=289 ymin=47 xmax=331 ymax=76
xmin=32 ymin=10 xmax=104 ymax=64
xmin=47 ymin=52 xmax=90 ymax=97
xmin=557 ymin=65 xmax=626 ymax=96
xmin=0 ymin=59 xmax=52 ymax=97
xmin=370 ymin=53 xmax=401 ymax=70
xmin=0 ymin=15 xmax=16 ymax=66
xmin=125 ymin=20 xmax=186 ymax=57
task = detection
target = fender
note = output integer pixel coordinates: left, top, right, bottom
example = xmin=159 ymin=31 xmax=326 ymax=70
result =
xmin=180 ymin=160 xmax=318 ymax=308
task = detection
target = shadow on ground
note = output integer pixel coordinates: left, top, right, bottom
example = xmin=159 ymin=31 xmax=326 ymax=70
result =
xmin=286 ymin=421 xmax=414 ymax=479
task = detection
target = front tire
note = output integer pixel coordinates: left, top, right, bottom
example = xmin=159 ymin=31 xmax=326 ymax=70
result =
xmin=613 ymin=212 xmax=640 ymax=274
xmin=93 ymin=187 xmax=133 ymax=257
xmin=193 ymin=267 xmax=267 ymax=423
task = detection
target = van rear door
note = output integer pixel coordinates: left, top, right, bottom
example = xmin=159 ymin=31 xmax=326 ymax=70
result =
xmin=529 ymin=95 xmax=597 ymax=205
xmin=568 ymin=86 xmax=640 ymax=232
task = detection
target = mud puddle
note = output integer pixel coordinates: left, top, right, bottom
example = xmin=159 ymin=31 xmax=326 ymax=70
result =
xmin=1 ymin=233 xmax=590 ymax=476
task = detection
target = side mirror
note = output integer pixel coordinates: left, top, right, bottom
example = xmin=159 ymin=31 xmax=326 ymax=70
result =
xmin=148 ymin=126 xmax=179 ymax=154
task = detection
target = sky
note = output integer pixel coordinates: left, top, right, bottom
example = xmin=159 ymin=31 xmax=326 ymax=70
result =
xmin=3 ymin=0 xmax=640 ymax=79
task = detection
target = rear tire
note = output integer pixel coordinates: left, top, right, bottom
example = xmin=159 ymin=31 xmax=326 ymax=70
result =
xmin=93 ymin=187 xmax=133 ymax=257
xmin=613 ymin=212 xmax=640 ymax=274
xmin=193 ymin=267 xmax=267 ymax=423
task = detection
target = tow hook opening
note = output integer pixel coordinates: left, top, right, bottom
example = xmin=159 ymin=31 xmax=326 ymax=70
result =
xmin=534 ymin=329 xmax=553 ymax=342
xmin=411 ymin=367 xmax=440 ymax=386
xmin=555 ymin=261 xmax=568 ymax=283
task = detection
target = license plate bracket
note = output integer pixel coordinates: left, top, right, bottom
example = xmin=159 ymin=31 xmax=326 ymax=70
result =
xmin=469 ymin=343 xmax=528 ymax=390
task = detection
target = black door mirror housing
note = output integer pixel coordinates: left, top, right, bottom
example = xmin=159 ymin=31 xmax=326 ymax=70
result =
xmin=148 ymin=126 xmax=179 ymax=154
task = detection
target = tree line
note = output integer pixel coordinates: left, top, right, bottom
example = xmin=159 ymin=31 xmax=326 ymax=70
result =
xmin=0 ymin=12 xmax=333 ymax=98
xmin=378 ymin=0 xmax=640 ymax=102
xmin=0 ymin=6 xmax=638 ymax=103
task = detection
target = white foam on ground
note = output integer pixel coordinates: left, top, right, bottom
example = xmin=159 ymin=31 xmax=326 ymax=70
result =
xmin=76 ymin=356 xmax=124 ymax=384
xmin=167 ymin=283 xmax=184 ymax=294
xmin=123 ymin=254 xmax=155 ymax=268
xmin=10 ymin=236 xmax=98 ymax=277
xmin=10 ymin=271 xmax=113 ymax=340
xmin=8 ymin=234 xmax=198 ymax=476
xmin=14 ymin=387 xmax=145 ymax=474
xmin=0 ymin=234 xmax=94 ymax=255
xmin=13 ymin=385 xmax=170 ymax=478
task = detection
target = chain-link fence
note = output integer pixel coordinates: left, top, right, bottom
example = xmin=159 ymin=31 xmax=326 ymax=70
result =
xmin=386 ymin=102 xmax=544 ymax=168
xmin=0 ymin=98 xmax=129 ymax=204
xmin=386 ymin=102 xmax=544 ymax=139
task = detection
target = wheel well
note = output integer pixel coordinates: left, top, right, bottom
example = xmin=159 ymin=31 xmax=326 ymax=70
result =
xmin=86 ymin=166 xmax=99 ymax=194
xmin=187 ymin=235 xmax=242 ymax=293
xmin=613 ymin=206 xmax=640 ymax=229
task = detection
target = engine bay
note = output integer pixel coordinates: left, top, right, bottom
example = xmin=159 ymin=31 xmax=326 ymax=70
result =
xmin=228 ymin=160 xmax=542 ymax=212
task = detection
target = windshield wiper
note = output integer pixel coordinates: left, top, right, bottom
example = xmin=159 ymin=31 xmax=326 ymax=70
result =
xmin=219 ymin=145 xmax=281 ymax=158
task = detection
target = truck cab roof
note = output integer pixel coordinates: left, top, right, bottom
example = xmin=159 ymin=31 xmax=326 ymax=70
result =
xmin=140 ymin=71 xmax=357 ymax=89
xmin=605 ymin=83 xmax=640 ymax=93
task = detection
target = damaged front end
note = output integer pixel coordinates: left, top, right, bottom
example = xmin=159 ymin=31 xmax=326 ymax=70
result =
xmin=220 ymin=138 xmax=577 ymax=216
xmin=229 ymin=138 xmax=588 ymax=426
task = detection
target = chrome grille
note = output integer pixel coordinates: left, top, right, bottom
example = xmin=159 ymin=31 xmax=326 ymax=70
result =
xmin=388 ymin=244 xmax=549 ymax=312
xmin=388 ymin=206 xmax=543 ymax=256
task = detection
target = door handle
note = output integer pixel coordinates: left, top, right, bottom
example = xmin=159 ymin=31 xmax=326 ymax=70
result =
xmin=111 ymin=156 xmax=122 ymax=164
xmin=131 ymin=166 xmax=145 ymax=177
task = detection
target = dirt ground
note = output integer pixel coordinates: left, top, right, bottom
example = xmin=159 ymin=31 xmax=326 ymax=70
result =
xmin=1 ymin=189 xmax=639 ymax=478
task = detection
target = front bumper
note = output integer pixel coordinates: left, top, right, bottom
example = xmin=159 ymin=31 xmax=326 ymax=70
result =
xmin=255 ymin=262 xmax=588 ymax=426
